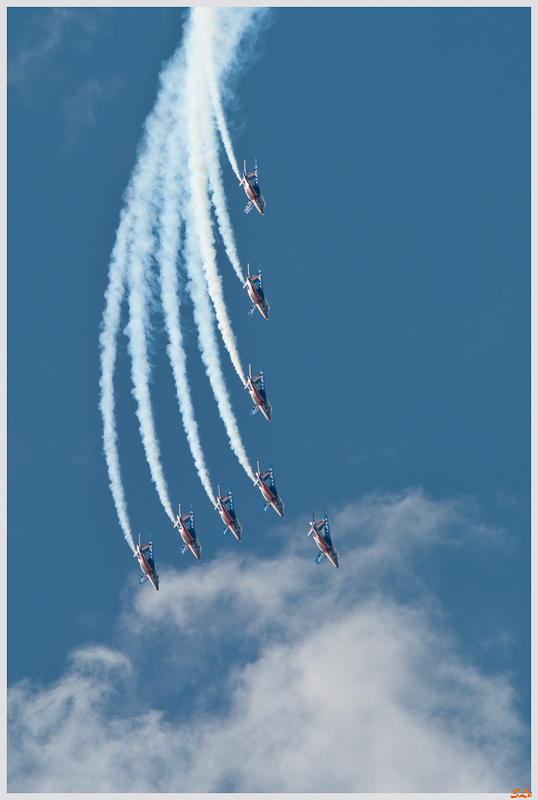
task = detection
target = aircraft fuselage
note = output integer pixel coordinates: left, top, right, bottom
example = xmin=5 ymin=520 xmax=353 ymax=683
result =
xmin=217 ymin=505 xmax=242 ymax=541
xmin=248 ymin=381 xmax=271 ymax=421
xmin=136 ymin=548 xmax=160 ymax=589
xmin=242 ymin=177 xmax=265 ymax=215
xmin=178 ymin=522 xmax=201 ymax=560
xmin=258 ymin=480 xmax=284 ymax=517
xmin=247 ymin=284 xmax=268 ymax=318
xmin=312 ymin=531 xmax=339 ymax=569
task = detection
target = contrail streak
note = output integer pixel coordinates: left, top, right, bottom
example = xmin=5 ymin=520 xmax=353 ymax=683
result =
xmin=200 ymin=8 xmax=259 ymax=281
xmin=200 ymin=8 xmax=267 ymax=180
xmin=100 ymin=67 xmax=179 ymax=537
xmin=183 ymin=224 xmax=255 ymax=483
xmin=203 ymin=109 xmax=243 ymax=284
xmin=123 ymin=91 xmax=176 ymax=524
xmin=126 ymin=246 xmax=174 ymax=524
xmin=99 ymin=212 xmax=135 ymax=552
xmin=156 ymin=71 xmax=216 ymax=504
xmin=183 ymin=11 xmax=247 ymax=387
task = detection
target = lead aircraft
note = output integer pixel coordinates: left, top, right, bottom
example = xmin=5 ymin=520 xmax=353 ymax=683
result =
xmin=254 ymin=462 xmax=285 ymax=517
xmin=307 ymin=514 xmax=339 ymax=568
xmin=174 ymin=504 xmax=202 ymax=561
xmin=240 ymin=159 xmax=265 ymax=215
xmin=134 ymin=535 xmax=160 ymax=589
xmin=215 ymin=487 xmax=242 ymax=541
xmin=245 ymin=365 xmax=272 ymax=421
xmin=243 ymin=263 xmax=270 ymax=320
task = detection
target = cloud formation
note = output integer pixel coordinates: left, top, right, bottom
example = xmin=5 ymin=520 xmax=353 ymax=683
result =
xmin=8 ymin=9 xmax=100 ymax=87
xmin=63 ymin=77 xmax=121 ymax=130
xmin=8 ymin=489 xmax=528 ymax=792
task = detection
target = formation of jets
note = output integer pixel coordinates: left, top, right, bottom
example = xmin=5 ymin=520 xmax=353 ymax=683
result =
xmin=135 ymin=160 xmax=340 ymax=589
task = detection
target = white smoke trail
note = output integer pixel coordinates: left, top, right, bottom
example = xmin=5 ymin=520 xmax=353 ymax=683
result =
xmin=100 ymin=59 xmax=181 ymax=537
xmin=156 ymin=12 xmax=255 ymax=488
xmin=156 ymin=67 xmax=216 ymax=505
xmin=200 ymin=8 xmax=259 ymax=281
xmin=123 ymin=90 xmax=176 ymax=524
xmin=126 ymin=247 xmax=174 ymax=524
xmin=183 ymin=11 xmax=247 ymax=386
xmin=99 ymin=212 xmax=135 ymax=552
xmin=201 ymin=8 xmax=268 ymax=180
xmin=183 ymin=225 xmax=255 ymax=483
xmin=203 ymin=110 xmax=243 ymax=283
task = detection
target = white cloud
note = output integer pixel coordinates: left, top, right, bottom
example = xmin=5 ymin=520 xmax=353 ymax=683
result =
xmin=7 ymin=489 xmax=528 ymax=792
xmin=8 ymin=9 xmax=100 ymax=87
xmin=62 ymin=77 xmax=121 ymax=130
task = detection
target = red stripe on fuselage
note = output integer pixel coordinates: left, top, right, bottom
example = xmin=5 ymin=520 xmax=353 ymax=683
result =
xmin=258 ymin=478 xmax=281 ymax=514
xmin=179 ymin=523 xmax=194 ymax=547
xmin=314 ymin=534 xmax=338 ymax=567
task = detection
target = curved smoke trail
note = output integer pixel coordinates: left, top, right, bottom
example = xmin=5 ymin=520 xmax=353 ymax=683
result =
xmin=203 ymin=108 xmax=243 ymax=284
xmin=201 ymin=8 xmax=269 ymax=180
xmin=123 ymin=72 xmax=179 ymax=525
xmin=99 ymin=212 xmax=135 ymax=552
xmin=99 ymin=55 xmax=180 ymax=536
xmin=156 ymin=61 xmax=216 ymax=505
xmin=182 ymin=225 xmax=255 ymax=483
xmin=183 ymin=17 xmax=246 ymax=386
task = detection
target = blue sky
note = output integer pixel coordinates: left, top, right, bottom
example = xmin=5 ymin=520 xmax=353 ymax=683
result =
xmin=7 ymin=6 xmax=530 ymax=792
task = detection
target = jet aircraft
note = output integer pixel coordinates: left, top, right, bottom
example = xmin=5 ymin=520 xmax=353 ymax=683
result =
xmin=240 ymin=160 xmax=265 ymax=215
xmin=243 ymin=263 xmax=270 ymax=320
xmin=254 ymin=462 xmax=284 ymax=517
xmin=245 ymin=365 xmax=272 ymax=421
xmin=307 ymin=513 xmax=339 ymax=568
xmin=173 ymin=503 xmax=202 ymax=561
xmin=134 ymin=535 xmax=160 ymax=589
xmin=215 ymin=487 xmax=242 ymax=540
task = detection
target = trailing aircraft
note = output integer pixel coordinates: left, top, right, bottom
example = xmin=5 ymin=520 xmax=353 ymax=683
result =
xmin=243 ymin=263 xmax=270 ymax=320
xmin=134 ymin=535 xmax=160 ymax=589
xmin=173 ymin=504 xmax=202 ymax=561
xmin=215 ymin=487 xmax=242 ymax=541
xmin=240 ymin=159 xmax=265 ymax=215
xmin=307 ymin=513 xmax=339 ymax=568
xmin=254 ymin=462 xmax=284 ymax=517
xmin=245 ymin=365 xmax=272 ymax=421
